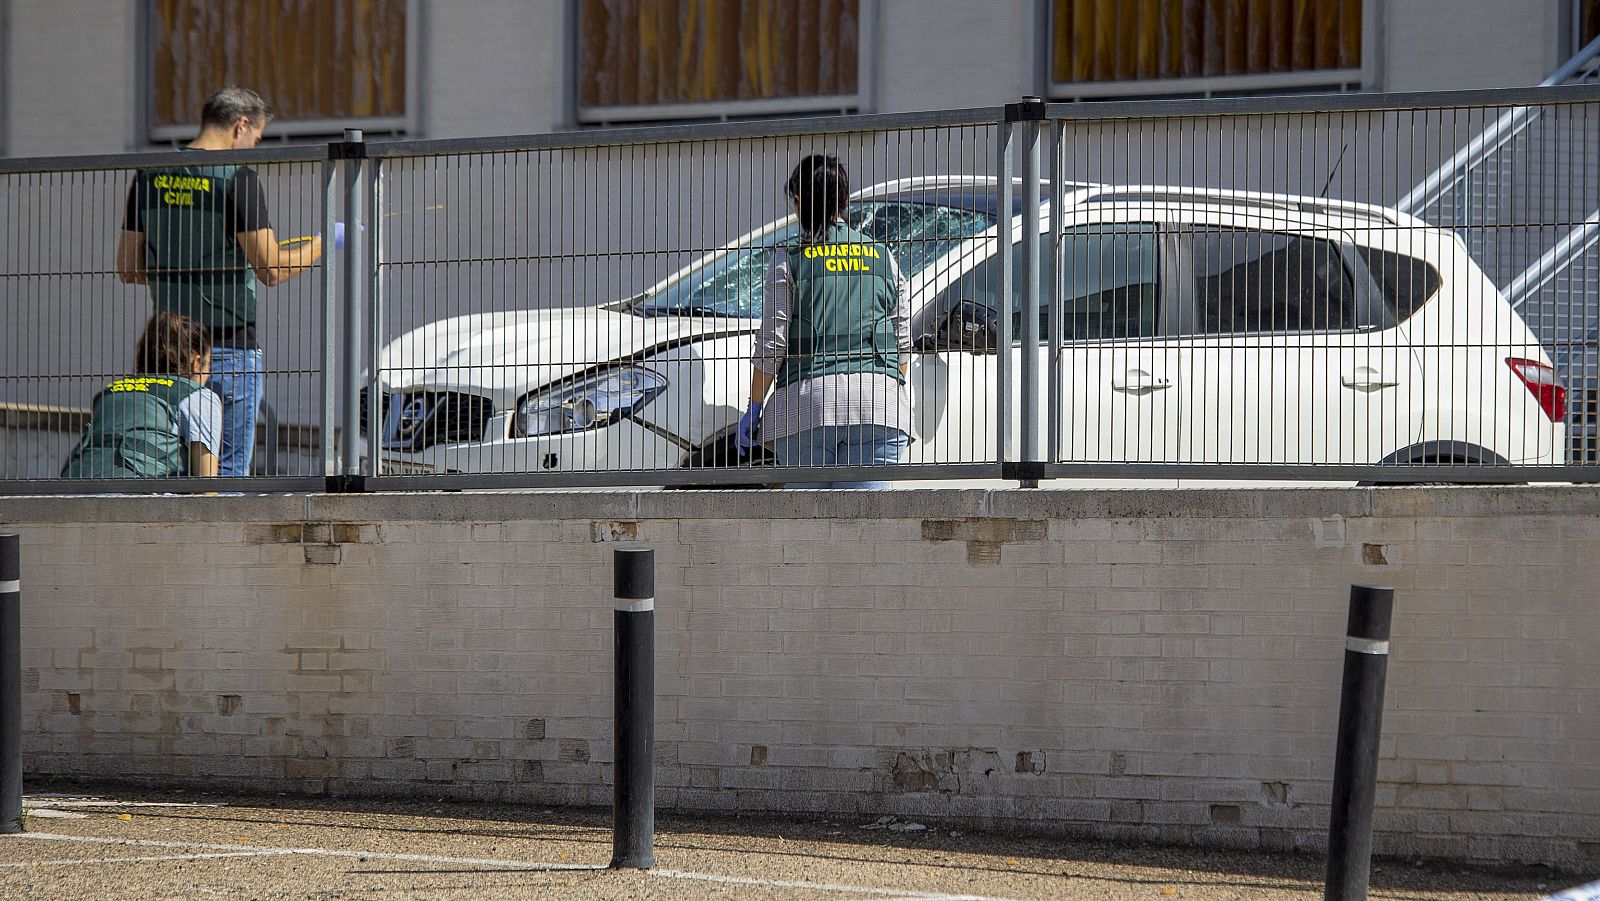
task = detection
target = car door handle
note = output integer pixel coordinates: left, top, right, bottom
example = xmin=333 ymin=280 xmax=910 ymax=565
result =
xmin=1111 ymin=370 xmax=1171 ymax=395
xmin=1340 ymin=371 xmax=1401 ymax=392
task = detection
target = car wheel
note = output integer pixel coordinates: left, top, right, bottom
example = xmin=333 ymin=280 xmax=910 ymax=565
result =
xmin=1362 ymin=454 xmax=1520 ymax=487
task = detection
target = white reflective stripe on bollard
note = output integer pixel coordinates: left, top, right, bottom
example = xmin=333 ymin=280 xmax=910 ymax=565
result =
xmin=1345 ymin=637 xmax=1390 ymax=655
xmin=0 ymin=581 xmax=17 ymax=594
xmin=615 ymin=598 xmax=654 ymax=614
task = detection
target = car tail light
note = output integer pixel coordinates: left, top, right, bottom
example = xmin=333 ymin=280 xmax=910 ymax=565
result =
xmin=1505 ymin=357 xmax=1567 ymax=422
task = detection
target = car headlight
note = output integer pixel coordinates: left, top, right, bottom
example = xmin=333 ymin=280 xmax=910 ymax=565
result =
xmin=514 ymin=366 xmax=669 ymax=438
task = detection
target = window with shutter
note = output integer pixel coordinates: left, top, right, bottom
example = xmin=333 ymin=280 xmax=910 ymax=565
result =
xmin=1049 ymin=0 xmax=1367 ymax=99
xmin=576 ymin=0 xmax=864 ymax=124
xmin=147 ymin=0 xmax=414 ymax=140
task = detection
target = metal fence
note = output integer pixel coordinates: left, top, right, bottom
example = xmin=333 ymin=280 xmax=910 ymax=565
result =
xmin=3 ymin=85 xmax=1599 ymax=494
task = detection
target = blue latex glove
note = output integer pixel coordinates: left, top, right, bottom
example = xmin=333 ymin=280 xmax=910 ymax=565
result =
xmin=315 ymin=221 xmax=363 ymax=251
xmin=736 ymin=401 xmax=763 ymax=455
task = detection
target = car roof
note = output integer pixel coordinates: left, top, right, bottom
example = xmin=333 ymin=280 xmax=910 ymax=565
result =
xmin=856 ymin=175 xmax=1429 ymax=231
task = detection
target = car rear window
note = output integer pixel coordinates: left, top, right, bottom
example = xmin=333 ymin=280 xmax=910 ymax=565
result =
xmin=1355 ymin=246 xmax=1442 ymax=323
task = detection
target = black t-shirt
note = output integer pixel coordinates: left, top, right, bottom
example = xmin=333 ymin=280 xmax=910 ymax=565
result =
xmin=123 ymin=166 xmax=272 ymax=348
xmin=123 ymin=166 xmax=272 ymax=235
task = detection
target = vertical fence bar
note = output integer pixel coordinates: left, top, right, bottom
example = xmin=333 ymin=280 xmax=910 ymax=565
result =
xmin=366 ymin=159 xmax=384 ymax=478
xmin=610 ymin=547 xmax=655 ymax=870
xmin=995 ymin=115 xmax=1015 ymax=464
xmin=1325 ymin=584 xmax=1395 ymax=901
xmin=0 ymin=534 xmax=20 ymax=834
xmin=320 ymin=159 xmax=339 ymax=477
xmin=340 ymin=129 xmax=366 ymax=480
xmin=1018 ymin=98 xmax=1043 ymax=476
xmin=1048 ymin=118 xmax=1064 ymax=464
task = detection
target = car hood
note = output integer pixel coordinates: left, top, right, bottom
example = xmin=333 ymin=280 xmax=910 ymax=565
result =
xmin=378 ymin=308 xmax=756 ymax=411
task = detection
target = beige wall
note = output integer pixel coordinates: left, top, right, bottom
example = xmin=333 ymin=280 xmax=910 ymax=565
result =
xmin=0 ymin=0 xmax=1569 ymax=157
xmin=1380 ymin=0 xmax=1565 ymax=92
xmin=1 ymin=487 xmax=1597 ymax=868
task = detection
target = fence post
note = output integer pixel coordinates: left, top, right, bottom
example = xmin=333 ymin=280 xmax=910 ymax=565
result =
xmin=1047 ymin=117 xmax=1065 ymax=465
xmin=320 ymin=157 xmax=339 ymax=478
xmin=365 ymin=158 xmax=384 ymax=479
xmin=339 ymin=128 xmax=366 ymax=483
xmin=995 ymin=112 xmax=1014 ymax=468
xmin=1016 ymin=96 xmax=1044 ymax=483
xmin=1325 ymin=584 xmax=1395 ymax=901
xmin=1 ymin=534 xmax=21 ymax=834
xmin=610 ymin=548 xmax=655 ymax=869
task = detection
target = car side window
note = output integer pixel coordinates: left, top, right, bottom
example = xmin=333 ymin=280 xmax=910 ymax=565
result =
xmin=930 ymin=225 xmax=1161 ymax=343
xmin=1059 ymin=225 xmax=1161 ymax=341
xmin=1355 ymin=245 xmax=1442 ymax=324
xmin=1191 ymin=228 xmax=1358 ymax=334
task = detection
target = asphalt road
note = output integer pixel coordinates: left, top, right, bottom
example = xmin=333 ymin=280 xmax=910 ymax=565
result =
xmin=0 ymin=788 xmax=1580 ymax=900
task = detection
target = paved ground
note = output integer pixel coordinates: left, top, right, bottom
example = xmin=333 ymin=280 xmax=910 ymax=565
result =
xmin=0 ymin=787 xmax=1586 ymax=900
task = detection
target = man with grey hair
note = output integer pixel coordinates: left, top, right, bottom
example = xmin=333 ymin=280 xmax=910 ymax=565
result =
xmin=116 ymin=86 xmax=325 ymax=478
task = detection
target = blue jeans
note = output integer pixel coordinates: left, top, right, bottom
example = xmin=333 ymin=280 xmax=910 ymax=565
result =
xmin=208 ymin=346 xmax=264 ymax=478
xmin=771 ymin=425 xmax=909 ymax=489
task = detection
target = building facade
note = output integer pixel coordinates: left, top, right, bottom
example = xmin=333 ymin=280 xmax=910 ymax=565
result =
xmin=0 ymin=0 xmax=1592 ymax=157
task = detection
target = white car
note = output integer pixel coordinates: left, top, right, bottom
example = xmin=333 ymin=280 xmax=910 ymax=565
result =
xmin=366 ymin=177 xmax=1567 ymax=482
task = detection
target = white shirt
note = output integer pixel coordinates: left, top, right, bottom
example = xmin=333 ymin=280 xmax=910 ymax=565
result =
xmin=175 ymin=388 xmax=223 ymax=462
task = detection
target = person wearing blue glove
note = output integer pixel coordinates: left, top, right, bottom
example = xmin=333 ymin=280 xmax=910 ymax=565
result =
xmin=115 ymin=86 xmax=324 ymax=478
xmin=741 ymin=154 xmax=914 ymax=488
xmin=736 ymin=399 xmax=763 ymax=452
xmin=278 ymin=220 xmax=363 ymax=250
xmin=320 ymin=221 xmax=365 ymax=250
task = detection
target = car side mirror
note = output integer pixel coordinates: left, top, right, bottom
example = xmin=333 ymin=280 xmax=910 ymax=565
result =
xmin=916 ymin=300 xmax=999 ymax=355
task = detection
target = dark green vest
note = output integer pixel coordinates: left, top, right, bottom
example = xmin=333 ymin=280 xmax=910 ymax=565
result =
xmin=777 ymin=223 xmax=902 ymax=389
xmin=135 ymin=163 xmax=258 ymax=328
xmin=61 ymin=375 xmax=206 ymax=479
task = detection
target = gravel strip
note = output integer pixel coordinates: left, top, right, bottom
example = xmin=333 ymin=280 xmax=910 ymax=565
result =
xmin=0 ymin=788 xmax=1580 ymax=900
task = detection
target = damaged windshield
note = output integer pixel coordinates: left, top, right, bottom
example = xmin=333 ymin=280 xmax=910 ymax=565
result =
xmin=641 ymin=199 xmax=997 ymax=318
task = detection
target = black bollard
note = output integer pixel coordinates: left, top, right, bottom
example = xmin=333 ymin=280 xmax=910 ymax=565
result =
xmin=610 ymin=548 xmax=655 ymax=869
xmin=1325 ymin=584 xmax=1395 ymax=901
xmin=1 ymin=534 xmax=21 ymax=834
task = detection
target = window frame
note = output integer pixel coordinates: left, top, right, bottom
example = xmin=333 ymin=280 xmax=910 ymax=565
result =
xmin=1573 ymin=0 xmax=1600 ymax=55
xmin=569 ymin=0 xmax=877 ymax=126
xmin=1043 ymin=0 xmax=1378 ymax=100
xmin=141 ymin=0 xmax=421 ymax=142
xmin=0 ymin=0 xmax=7 ymax=156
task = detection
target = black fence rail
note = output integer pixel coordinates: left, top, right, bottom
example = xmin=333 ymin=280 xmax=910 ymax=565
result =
xmin=3 ymin=86 xmax=1599 ymax=493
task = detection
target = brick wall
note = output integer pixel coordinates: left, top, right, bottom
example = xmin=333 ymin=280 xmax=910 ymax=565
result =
xmin=1 ymin=488 xmax=1597 ymax=867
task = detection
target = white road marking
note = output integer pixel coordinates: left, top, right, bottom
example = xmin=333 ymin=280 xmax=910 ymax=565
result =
xmin=0 ymin=850 xmax=290 ymax=867
xmin=25 ymin=799 xmax=226 ymax=808
xmin=17 ymin=833 xmax=603 ymax=871
xmin=18 ymin=833 xmax=1026 ymax=900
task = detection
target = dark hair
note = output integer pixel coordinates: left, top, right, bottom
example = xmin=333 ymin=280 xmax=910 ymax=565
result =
xmin=200 ymin=85 xmax=272 ymax=130
xmin=786 ymin=154 xmax=849 ymax=238
xmin=134 ymin=312 xmax=211 ymax=376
